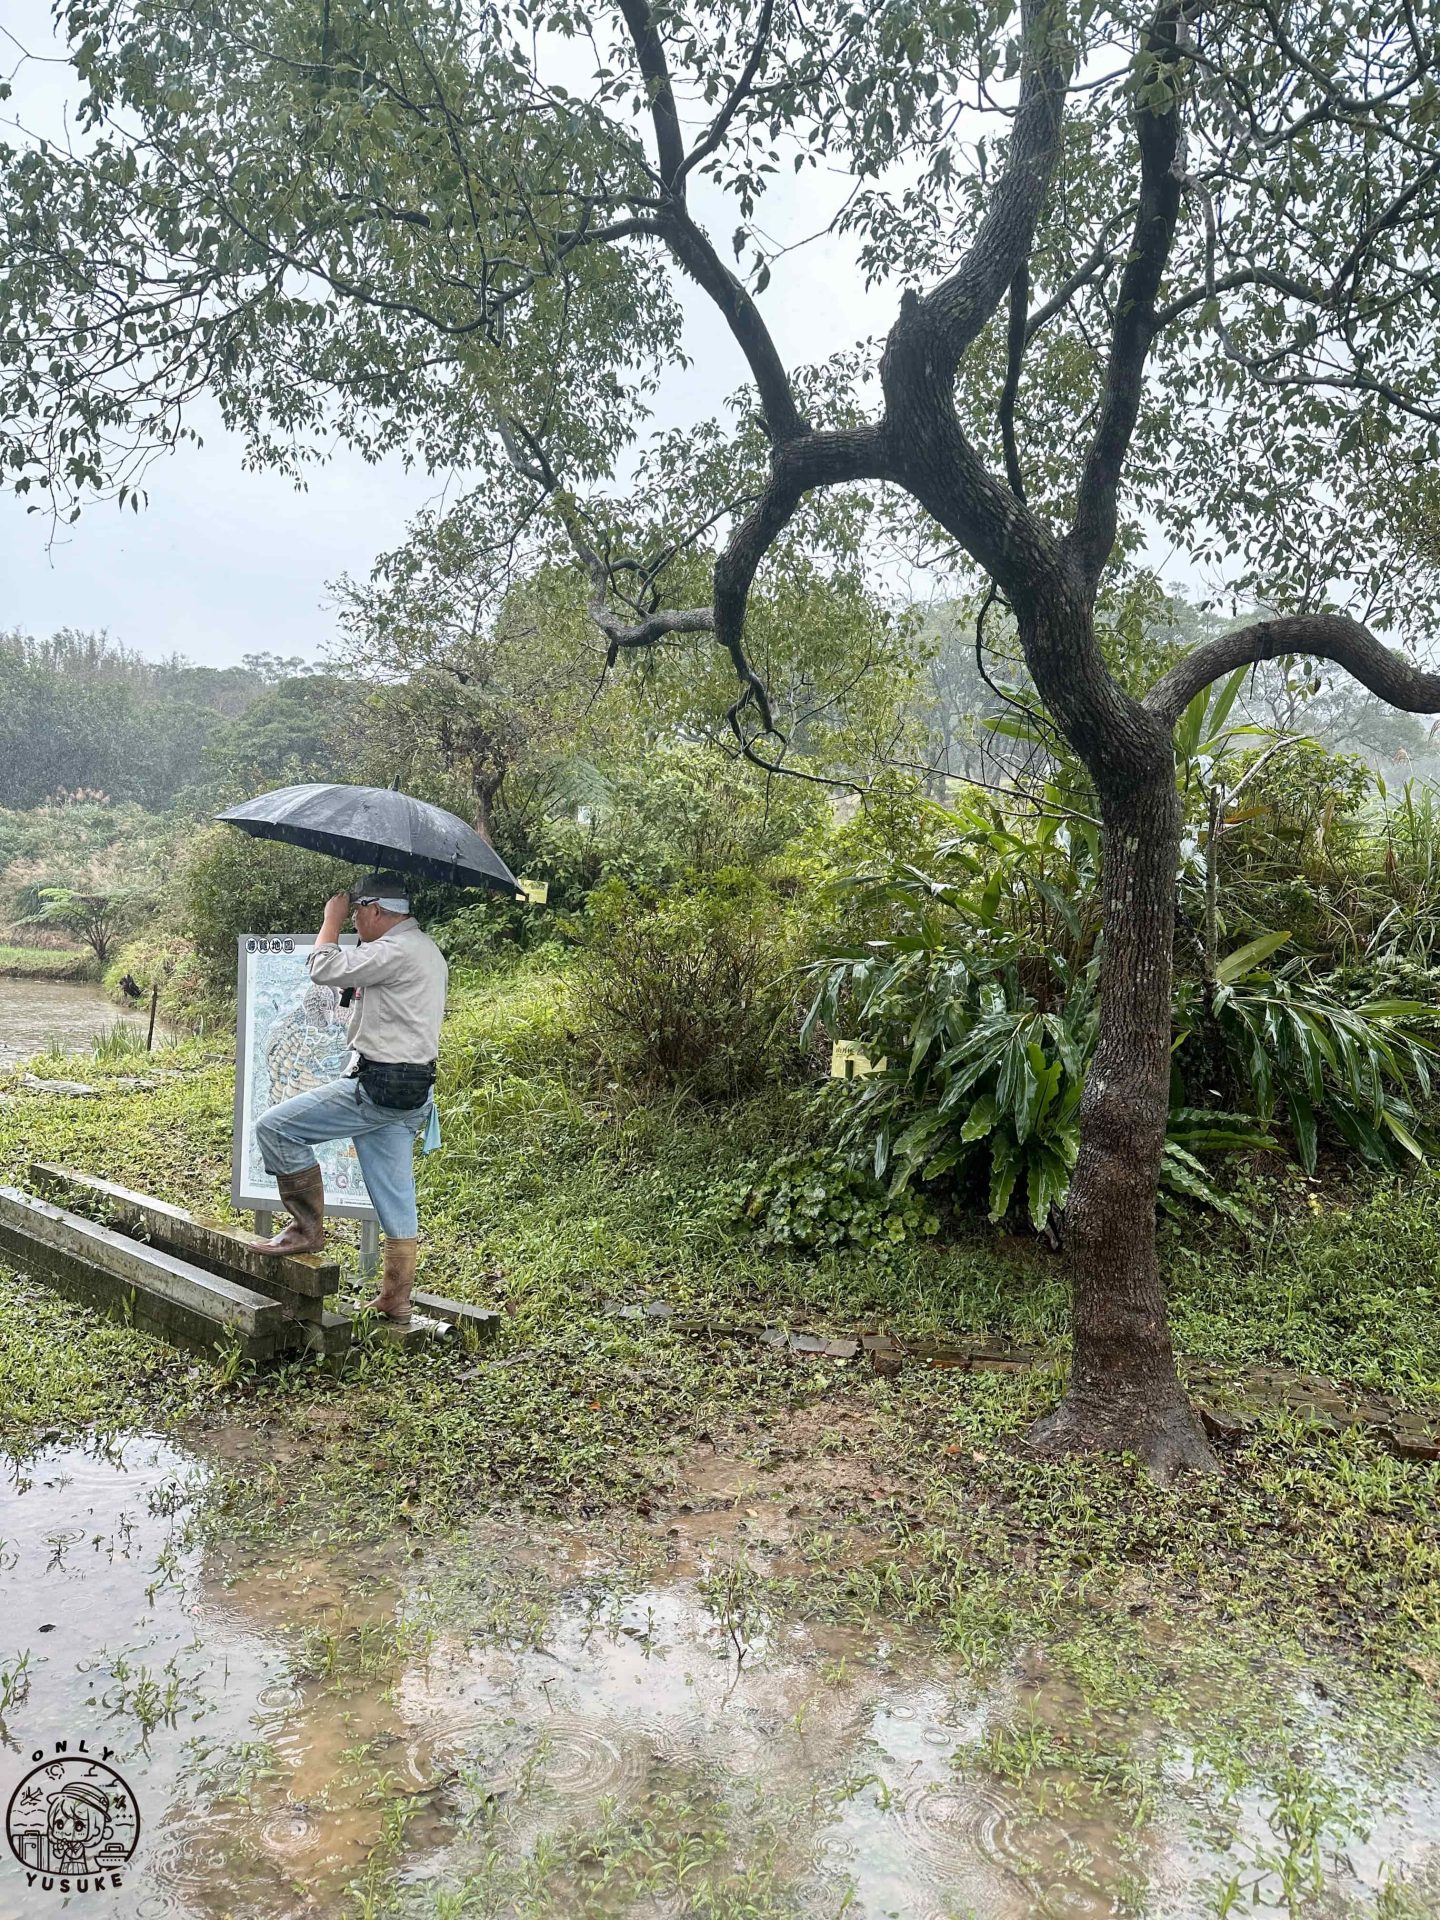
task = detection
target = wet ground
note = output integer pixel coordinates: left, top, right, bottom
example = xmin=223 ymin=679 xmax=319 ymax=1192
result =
xmin=1 ymin=1432 xmax=1438 ymax=1918
xmin=0 ymin=979 xmax=160 ymax=1071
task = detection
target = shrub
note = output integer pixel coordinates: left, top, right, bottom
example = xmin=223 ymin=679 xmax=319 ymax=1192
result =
xmin=573 ymin=875 xmax=802 ymax=1102
xmin=827 ymin=769 xmax=959 ymax=873
xmin=1175 ymin=954 xmax=1438 ymax=1174
xmin=806 ymin=847 xmax=1272 ymax=1232
xmin=182 ymin=826 xmax=353 ymax=989
xmin=104 ymin=935 xmax=218 ymax=1033
xmin=593 ymin=743 xmax=828 ymax=889
xmin=13 ymin=882 xmax=140 ymax=970
xmin=742 ymin=1148 xmax=940 ymax=1259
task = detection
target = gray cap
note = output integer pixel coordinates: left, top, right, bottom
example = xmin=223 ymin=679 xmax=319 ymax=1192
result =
xmin=352 ymin=871 xmax=410 ymax=912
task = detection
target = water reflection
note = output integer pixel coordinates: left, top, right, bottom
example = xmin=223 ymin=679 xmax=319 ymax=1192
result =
xmin=0 ymin=1435 xmax=1437 ymax=1917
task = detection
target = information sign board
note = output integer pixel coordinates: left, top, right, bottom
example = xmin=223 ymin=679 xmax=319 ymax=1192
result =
xmin=232 ymin=935 xmax=375 ymax=1220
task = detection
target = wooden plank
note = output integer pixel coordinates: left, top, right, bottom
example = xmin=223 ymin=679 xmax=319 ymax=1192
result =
xmin=30 ymin=1164 xmax=339 ymax=1298
xmin=0 ymin=1182 xmax=286 ymax=1336
xmin=411 ymin=1290 xmax=502 ymax=1341
xmin=0 ymin=1190 xmax=288 ymax=1359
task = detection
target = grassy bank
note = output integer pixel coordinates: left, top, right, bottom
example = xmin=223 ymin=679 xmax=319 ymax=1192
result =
xmin=0 ymin=941 xmax=90 ymax=980
xmin=1 ymin=954 xmax=1438 ymax=1724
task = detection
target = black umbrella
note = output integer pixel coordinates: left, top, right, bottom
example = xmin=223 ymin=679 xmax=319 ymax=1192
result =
xmin=217 ymin=783 xmax=519 ymax=895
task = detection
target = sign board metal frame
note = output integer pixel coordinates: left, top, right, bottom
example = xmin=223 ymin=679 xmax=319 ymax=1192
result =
xmin=232 ymin=934 xmax=377 ymax=1223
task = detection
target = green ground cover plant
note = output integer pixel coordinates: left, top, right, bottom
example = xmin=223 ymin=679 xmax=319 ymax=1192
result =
xmin=0 ymin=943 xmax=90 ymax=980
xmin=1 ymin=959 xmax=1437 ymax=1656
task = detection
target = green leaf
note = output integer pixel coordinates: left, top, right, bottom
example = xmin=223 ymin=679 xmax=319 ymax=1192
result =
xmin=987 ymin=1135 xmax=1021 ymax=1223
xmin=1204 ymin=664 xmax=1251 ymax=744
xmin=1026 ymin=1148 xmax=1070 ymax=1230
xmin=1216 ymin=931 xmax=1292 ymax=984
xmin=1288 ymin=1090 xmax=1318 ymax=1174
xmin=1380 ymin=1107 xmax=1427 ymax=1163
xmin=1175 ymin=683 xmax=1210 ymax=763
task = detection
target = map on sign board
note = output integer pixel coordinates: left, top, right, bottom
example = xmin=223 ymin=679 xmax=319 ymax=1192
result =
xmin=232 ymin=935 xmax=375 ymax=1221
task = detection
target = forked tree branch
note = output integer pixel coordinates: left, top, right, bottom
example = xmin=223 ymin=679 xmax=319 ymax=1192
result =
xmin=873 ymin=0 xmax=1075 ymax=605
xmin=900 ymin=0 xmax=1073 ymax=376
xmin=676 ymin=0 xmax=776 ymax=184
xmin=615 ymin=0 xmax=686 ymax=187
xmin=1024 ymin=233 xmax=1124 ymax=340
xmin=494 ymin=413 xmax=715 ymax=656
xmin=497 ymin=403 xmax=890 ymax=719
xmin=1066 ymin=2 xmax=1195 ymax=587
xmin=1144 ymin=612 xmax=1440 ymax=728
xmin=617 ymin=0 xmax=802 ymax=439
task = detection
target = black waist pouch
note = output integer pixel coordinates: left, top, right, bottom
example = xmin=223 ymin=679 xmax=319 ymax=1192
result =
xmin=357 ymin=1057 xmax=436 ymax=1109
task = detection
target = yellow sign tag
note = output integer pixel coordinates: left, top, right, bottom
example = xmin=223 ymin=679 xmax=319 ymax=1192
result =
xmin=830 ymin=1040 xmax=885 ymax=1080
xmin=516 ymin=878 xmax=549 ymax=906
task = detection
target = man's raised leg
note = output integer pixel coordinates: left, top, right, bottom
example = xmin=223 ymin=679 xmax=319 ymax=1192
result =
xmin=254 ymin=1080 xmax=363 ymax=1254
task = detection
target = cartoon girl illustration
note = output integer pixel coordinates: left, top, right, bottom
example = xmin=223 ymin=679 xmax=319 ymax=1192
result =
xmin=32 ymin=1779 xmax=113 ymax=1873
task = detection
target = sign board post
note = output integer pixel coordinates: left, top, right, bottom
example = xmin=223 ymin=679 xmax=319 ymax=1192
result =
xmin=233 ymin=936 xmax=377 ymax=1227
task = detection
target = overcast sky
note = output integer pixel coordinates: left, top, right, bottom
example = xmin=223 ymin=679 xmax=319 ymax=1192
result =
xmin=0 ymin=4 xmax=956 ymax=669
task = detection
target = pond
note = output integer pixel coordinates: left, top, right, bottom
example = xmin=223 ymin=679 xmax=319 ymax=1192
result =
xmin=2 ymin=1431 xmax=1438 ymax=1917
xmin=0 ymin=978 xmax=163 ymax=1072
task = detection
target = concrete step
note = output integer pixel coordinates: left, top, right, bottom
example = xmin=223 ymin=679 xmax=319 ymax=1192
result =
xmin=30 ymin=1164 xmax=339 ymax=1299
xmin=0 ymin=1187 xmax=286 ymax=1361
xmin=299 ymin=1308 xmax=355 ymax=1359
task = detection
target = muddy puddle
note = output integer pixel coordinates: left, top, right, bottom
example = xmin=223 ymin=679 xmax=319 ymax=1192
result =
xmin=1 ymin=1433 xmax=1438 ymax=1917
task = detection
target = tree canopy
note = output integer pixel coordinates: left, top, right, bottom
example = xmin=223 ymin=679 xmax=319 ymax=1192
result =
xmin=4 ymin=0 xmax=1438 ymax=666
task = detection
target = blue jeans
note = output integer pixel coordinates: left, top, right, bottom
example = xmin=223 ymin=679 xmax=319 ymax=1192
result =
xmin=255 ymin=1078 xmax=431 ymax=1239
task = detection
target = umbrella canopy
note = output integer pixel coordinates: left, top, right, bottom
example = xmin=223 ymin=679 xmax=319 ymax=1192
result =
xmin=217 ymin=784 xmax=519 ymax=894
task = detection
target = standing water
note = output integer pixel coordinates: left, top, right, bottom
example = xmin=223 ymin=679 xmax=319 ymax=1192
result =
xmin=0 ymin=978 xmax=162 ymax=1070
xmin=1 ymin=1432 xmax=1438 ymax=1916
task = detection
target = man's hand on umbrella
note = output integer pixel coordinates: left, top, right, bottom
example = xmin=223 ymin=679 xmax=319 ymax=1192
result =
xmin=318 ymin=892 xmax=351 ymax=945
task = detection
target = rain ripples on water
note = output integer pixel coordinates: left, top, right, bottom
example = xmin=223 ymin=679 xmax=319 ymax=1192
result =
xmin=1 ymin=1433 xmax=1438 ymax=1916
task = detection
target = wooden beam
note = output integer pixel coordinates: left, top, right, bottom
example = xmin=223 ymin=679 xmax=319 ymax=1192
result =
xmin=411 ymin=1289 xmax=502 ymax=1341
xmin=30 ymin=1164 xmax=339 ymax=1298
xmin=0 ymin=1186 xmax=285 ymax=1359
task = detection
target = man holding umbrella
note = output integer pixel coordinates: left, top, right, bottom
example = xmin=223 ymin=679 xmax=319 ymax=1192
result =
xmin=218 ymin=778 xmax=517 ymax=1313
xmin=255 ymin=873 xmax=448 ymax=1321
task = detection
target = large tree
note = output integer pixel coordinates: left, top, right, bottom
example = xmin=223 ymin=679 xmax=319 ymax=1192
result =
xmin=5 ymin=0 xmax=1440 ymax=1472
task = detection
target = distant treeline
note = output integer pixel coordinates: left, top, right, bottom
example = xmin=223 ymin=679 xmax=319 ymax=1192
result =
xmin=0 ymin=629 xmax=357 ymax=808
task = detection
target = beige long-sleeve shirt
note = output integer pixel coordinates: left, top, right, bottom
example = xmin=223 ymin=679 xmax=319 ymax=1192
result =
xmin=307 ymin=919 xmax=448 ymax=1064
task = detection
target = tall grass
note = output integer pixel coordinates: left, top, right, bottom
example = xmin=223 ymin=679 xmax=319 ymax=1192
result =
xmin=90 ymin=1018 xmax=150 ymax=1060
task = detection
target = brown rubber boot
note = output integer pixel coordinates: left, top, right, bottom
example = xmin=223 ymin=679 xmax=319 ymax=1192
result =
xmin=363 ymin=1236 xmax=416 ymax=1322
xmin=262 ymin=1165 xmax=327 ymax=1254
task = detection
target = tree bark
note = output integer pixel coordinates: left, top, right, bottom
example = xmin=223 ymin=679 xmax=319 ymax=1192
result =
xmin=994 ymin=579 xmax=1218 ymax=1478
xmin=1027 ymin=766 xmax=1216 ymax=1477
xmin=472 ymin=776 xmax=501 ymax=846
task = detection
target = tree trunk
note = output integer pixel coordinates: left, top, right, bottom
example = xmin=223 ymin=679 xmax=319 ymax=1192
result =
xmin=472 ymin=777 xmax=500 ymax=847
xmin=881 ymin=369 xmax=1217 ymax=1474
xmin=1027 ymin=767 xmax=1217 ymax=1478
